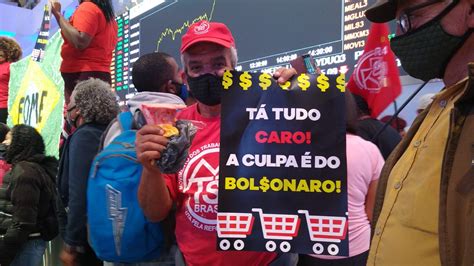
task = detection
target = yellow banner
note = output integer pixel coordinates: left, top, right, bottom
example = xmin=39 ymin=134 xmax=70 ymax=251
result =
xmin=10 ymin=61 xmax=61 ymax=133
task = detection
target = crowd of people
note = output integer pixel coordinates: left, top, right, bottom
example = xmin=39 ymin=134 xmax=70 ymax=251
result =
xmin=0 ymin=0 xmax=473 ymax=265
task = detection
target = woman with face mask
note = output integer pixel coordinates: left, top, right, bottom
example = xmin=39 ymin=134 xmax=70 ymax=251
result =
xmin=57 ymin=78 xmax=119 ymax=266
xmin=0 ymin=125 xmax=58 ymax=266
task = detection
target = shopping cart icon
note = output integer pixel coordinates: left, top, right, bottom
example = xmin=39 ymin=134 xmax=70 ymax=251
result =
xmin=217 ymin=212 xmax=255 ymax=251
xmin=252 ymin=208 xmax=301 ymax=252
xmin=298 ymin=210 xmax=348 ymax=255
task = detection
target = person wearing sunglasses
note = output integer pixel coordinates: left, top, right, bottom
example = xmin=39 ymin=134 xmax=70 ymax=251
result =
xmin=365 ymin=0 xmax=474 ymax=265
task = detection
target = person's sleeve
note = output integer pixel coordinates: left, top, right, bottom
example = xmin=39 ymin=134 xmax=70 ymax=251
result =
xmin=163 ymin=173 xmax=178 ymax=201
xmin=56 ymin=195 xmax=68 ymax=239
xmin=63 ymin=130 xmax=100 ymax=247
xmin=1 ymin=165 xmax=41 ymax=264
xmin=56 ymin=146 xmax=68 ymax=239
xmin=72 ymin=2 xmax=101 ymax=37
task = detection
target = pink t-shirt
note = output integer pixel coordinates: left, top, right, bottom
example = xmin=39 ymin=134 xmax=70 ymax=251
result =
xmin=313 ymin=134 xmax=384 ymax=259
xmin=164 ymin=104 xmax=277 ymax=266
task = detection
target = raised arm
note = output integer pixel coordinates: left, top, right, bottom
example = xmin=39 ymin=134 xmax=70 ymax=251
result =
xmin=51 ymin=1 xmax=93 ymax=50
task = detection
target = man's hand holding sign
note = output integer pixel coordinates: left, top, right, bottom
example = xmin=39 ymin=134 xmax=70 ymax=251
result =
xmin=217 ymin=70 xmax=348 ymax=256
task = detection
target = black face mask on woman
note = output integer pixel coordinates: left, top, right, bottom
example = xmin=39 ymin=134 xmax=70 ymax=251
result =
xmin=186 ymin=73 xmax=222 ymax=106
xmin=390 ymin=1 xmax=473 ymax=81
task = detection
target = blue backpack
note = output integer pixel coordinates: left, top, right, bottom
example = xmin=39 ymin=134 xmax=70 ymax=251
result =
xmin=87 ymin=112 xmax=165 ymax=262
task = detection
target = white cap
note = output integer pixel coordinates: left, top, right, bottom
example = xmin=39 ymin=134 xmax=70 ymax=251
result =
xmin=417 ymin=93 xmax=436 ymax=111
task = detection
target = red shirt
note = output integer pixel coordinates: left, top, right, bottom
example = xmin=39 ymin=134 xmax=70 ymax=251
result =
xmin=164 ymin=104 xmax=277 ymax=266
xmin=0 ymin=160 xmax=11 ymax=185
xmin=60 ymin=2 xmax=118 ymax=73
xmin=0 ymin=62 xmax=10 ymax=108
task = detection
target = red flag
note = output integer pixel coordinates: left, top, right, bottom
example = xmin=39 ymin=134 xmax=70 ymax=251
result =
xmin=347 ymin=23 xmax=401 ymax=118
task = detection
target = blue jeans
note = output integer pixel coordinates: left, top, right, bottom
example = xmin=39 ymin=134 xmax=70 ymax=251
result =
xmin=10 ymin=239 xmax=46 ymax=266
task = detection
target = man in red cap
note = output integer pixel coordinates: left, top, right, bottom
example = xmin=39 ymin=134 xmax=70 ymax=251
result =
xmin=364 ymin=0 xmax=474 ymax=265
xmin=134 ymin=21 xmax=297 ymax=265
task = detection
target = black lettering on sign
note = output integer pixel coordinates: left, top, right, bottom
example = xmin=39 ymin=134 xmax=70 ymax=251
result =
xmin=17 ymin=90 xmax=47 ymax=125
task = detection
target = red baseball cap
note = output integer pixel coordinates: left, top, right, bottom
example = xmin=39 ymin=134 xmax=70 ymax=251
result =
xmin=180 ymin=20 xmax=235 ymax=53
xmin=380 ymin=115 xmax=407 ymax=132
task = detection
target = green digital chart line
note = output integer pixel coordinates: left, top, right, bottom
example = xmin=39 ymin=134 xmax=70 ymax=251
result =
xmin=155 ymin=0 xmax=217 ymax=51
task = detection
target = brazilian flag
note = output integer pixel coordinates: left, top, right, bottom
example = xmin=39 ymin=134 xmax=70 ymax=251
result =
xmin=8 ymin=33 xmax=64 ymax=158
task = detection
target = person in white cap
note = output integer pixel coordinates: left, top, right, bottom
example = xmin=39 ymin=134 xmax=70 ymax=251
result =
xmin=416 ymin=93 xmax=435 ymax=114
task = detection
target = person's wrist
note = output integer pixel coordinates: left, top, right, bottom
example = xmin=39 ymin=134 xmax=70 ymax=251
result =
xmin=55 ymin=14 xmax=62 ymax=23
xmin=143 ymin=162 xmax=161 ymax=174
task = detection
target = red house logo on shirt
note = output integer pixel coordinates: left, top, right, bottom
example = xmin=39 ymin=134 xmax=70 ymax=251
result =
xmin=181 ymin=144 xmax=220 ymax=231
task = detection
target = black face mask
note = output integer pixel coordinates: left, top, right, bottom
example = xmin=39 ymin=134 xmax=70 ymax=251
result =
xmin=390 ymin=1 xmax=472 ymax=81
xmin=186 ymin=73 xmax=222 ymax=106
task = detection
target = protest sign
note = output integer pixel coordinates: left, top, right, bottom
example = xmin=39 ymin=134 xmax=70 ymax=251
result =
xmin=9 ymin=32 xmax=64 ymax=157
xmin=218 ymin=71 xmax=348 ymax=256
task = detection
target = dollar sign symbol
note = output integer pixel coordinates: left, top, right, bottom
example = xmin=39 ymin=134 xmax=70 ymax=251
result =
xmin=258 ymin=73 xmax=272 ymax=90
xmin=239 ymin=71 xmax=253 ymax=90
xmin=297 ymin=73 xmax=310 ymax=91
xmin=222 ymin=70 xmax=233 ymax=89
xmin=279 ymin=81 xmax=291 ymax=90
xmin=259 ymin=176 xmax=270 ymax=192
xmin=336 ymin=73 xmax=345 ymax=92
xmin=316 ymin=73 xmax=330 ymax=92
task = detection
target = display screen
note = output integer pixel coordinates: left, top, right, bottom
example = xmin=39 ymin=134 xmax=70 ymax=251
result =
xmin=110 ymin=0 xmax=400 ymax=102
